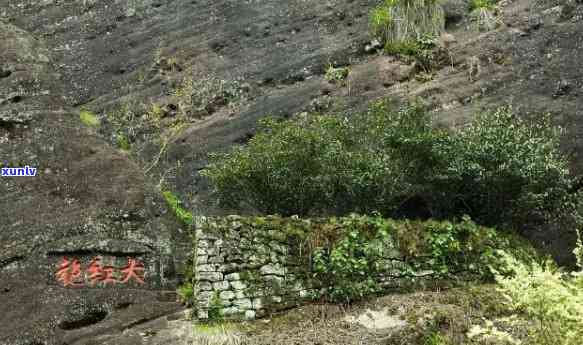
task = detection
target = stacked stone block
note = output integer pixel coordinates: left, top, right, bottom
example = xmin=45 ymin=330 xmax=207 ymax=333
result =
xmin=193 ymin=216 xmax=316 ymax=321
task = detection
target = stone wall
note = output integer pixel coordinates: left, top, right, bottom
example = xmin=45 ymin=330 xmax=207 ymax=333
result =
xmin=193 ymin=216 xmax=317 ymax=320
xmin=191 ymin=215 xmax=437 ymax=321
xmin=191 ymin=215 xmax=514 ymax=321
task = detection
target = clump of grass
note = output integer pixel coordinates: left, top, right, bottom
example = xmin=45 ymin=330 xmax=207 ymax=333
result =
xmin=370 ymin=0 xmax=445 ymax=50
xmin=79 ymin=109 xmax=100 ymax=127
xmin=469 ymin=0 xmax=500 ymax=31
xmin=116 ymin=133 xmax=131 ymax=151
xmin=370 ymin=5 xmax=392 ymax=40
xmin=423 ymin=331 xmax=451 ymax=345
xmin=145 ymin=102 xmax=165 ymax=129
xmin=173 ymin=68 xmax=247 ymax=119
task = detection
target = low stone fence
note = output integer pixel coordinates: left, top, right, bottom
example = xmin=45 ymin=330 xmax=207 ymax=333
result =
xmin=193 ymin=216 xmax=318 ymax=320
xmin=192 ymin=215 xmax=511 ymax=321
xmin=192 ymin=216 xmax=419 ymax=321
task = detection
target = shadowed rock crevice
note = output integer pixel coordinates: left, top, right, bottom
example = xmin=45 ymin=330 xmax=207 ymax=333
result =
xmin=59 ymin=309 xmax=109 ymax=331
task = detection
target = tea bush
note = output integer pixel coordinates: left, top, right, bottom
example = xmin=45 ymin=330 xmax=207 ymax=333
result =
xmin=203 ymin=99 xmax=577 ymax=232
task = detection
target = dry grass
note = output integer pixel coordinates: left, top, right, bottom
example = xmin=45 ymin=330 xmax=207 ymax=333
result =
xmin=192 ymin=323 xmax=247 ymax=345
xmin=190 ymin=284 xmax=529 ymax=345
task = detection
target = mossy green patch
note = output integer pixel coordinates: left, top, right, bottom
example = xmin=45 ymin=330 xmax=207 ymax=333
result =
xmin=116 ymin=133 xmax=131 ymax=151
xmin=79 ymin=109 xmax=100 ymax=127
xmin=162 ymin=190 xmax=193 ymax=225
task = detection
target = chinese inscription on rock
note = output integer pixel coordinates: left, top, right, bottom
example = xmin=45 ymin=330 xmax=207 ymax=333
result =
xmin=55 ymin=256 xmax=145 ymax=288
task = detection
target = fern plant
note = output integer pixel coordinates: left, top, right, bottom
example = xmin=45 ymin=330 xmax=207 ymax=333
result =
xmin=494 ymin=249 xmax=583 ymax=345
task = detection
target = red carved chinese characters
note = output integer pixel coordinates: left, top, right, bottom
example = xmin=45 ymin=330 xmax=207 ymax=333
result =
xmin=120 ymin=258 xmax=145 ymax=285
xmin=55 ymin=256 xmax=146 ymax=288
xmin=86 ymin=257 xmax=104 ymax=286
xmin=55 ymin=257 xmax=84 ymax=288
xmin=101 ymin=265 xmax=118 ymax=286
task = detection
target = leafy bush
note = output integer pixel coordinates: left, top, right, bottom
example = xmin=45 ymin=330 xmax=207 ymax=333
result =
xmin=311 ymin=214 xmax=515 ymax=303
xmin=203 ymin=112 xmax=386 ymax=215
xmin=433 ymin=107 xmax=573 ymax=229
xmin=312 ymin=216 xmax=388 ymax=303
xmin=203 ymin=100 xmax=576 ymax=232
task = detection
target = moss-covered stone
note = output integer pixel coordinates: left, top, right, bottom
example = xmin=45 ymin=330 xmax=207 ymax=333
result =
xmin=191 ymin=215 xmax=536 ymax=320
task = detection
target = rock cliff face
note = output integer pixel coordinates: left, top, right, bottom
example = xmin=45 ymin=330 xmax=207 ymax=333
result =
xmin=1 ymin=0 xmax=582 ymax=343
xmin=0 ymin=20 xmax=189 ymax=345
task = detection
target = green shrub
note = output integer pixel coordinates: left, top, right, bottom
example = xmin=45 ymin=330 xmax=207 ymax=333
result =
xmin=203 ymin=102 xmax=444 ymax=216
xmin=311 ymin=214 xmax=515 ymax=303
xmin=312 ymin=216 xmax=387 ymax=303
xmin=324 ymin=64 xmax=350 ymax=84
xmin=432 ymin=107 xmax=572 ymax=229
xmin=208 ymin=291 xmax=224 ymax=322
xmin=203 ymin=100 xmax=576 ymax=231
xmin=116 ymin=132 xmax=131 ymax=151
xmin=177 ymin=282 xmax=194 ymax=306
xmin=384 ymin=34 xmax=440 ymax=71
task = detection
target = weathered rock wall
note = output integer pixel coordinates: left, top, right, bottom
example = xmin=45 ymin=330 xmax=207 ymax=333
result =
xmin=0 ymin=20 xmax=190 ymax=345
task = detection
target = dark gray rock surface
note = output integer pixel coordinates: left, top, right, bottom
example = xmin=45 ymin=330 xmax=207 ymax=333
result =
xmin=0 ymin=20 xmax=189 ymax=344
xmin=1 ymin=0 xmax=583 ymax=343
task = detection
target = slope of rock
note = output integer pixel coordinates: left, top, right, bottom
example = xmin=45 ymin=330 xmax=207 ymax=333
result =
xmin=1 ymin=0 xmax=582 ymax=342
xmin=0 ymin=20 xmax=189 ymax=345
